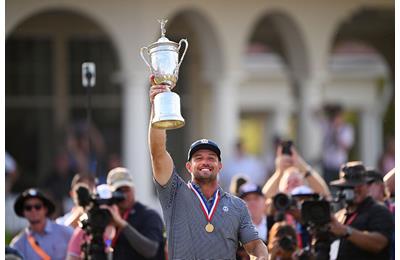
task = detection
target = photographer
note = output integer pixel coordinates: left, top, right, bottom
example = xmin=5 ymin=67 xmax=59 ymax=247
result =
xmin=262 ymin=142 xmax=330 ymax=200
xmin=329 ymin=161 xmax=394 ymax=260
xmin=67 ymin=167 xmax=165 ymax=260
xmin=365 ymin=169 xmax=394 ymax=260
xmin=262 ymin=142 xmax=331 ymax=252
xmin=56 ymin=173 xmax=96 ymax=228
xmin=271 ymin=186 xmax=317 ymax=251
xmin=267 ymin=221 xmax=299 ymax=260
xmin=267 ymin=185 xmax=335 ymax=260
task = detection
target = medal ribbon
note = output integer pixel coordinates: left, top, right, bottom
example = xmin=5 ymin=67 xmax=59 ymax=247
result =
xmin=188 ymin=183 xmax=220 ymax=223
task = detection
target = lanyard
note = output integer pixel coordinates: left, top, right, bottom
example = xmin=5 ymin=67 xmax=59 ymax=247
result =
xmin=27 ymin=234 xmax=51 ymax=260
xmin=345 ymin=212 xmax=358 ymax=225
xmin=111 ymin=207 xmax=132 ymax=248
xmin=285 ymin=214 xmax=304 ymax=248
xmin=188 ymin=182 xmax=220 ymax=231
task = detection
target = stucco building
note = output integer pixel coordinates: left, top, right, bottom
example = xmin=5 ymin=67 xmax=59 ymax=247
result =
xmin=6 ymin=0 xmax=394 ymax=212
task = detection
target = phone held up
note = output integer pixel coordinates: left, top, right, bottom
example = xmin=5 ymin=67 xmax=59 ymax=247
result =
xmin=281 ymin=140 xmax=293 ymax=155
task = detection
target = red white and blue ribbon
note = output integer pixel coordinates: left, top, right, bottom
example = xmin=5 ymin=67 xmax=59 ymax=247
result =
xmin=188 ymin=182 xmax=220 ymax=223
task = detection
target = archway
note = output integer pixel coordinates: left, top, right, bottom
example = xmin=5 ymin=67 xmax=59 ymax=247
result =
xmin=327 ymin=7 xmax=393 ymax=168
xmin=6 ymin=10 xmax=122 ymax=193
xmin=241 ymin=10 xmax=309 ymax=166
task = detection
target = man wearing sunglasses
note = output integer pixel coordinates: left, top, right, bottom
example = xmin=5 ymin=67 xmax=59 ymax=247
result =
xmin=10 ymin=188 xmax=73 ymax=260
xmin=66 ymin=167 xmax=165 ymax=260
xmin=329 ymin=162 xmax=394 ymax=260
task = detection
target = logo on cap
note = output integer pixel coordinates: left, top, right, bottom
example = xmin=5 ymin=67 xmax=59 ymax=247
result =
xmin=200 ymin=139 xmax=209 ymax=144
xmin=28 ymin=189 xmax=38 ymax=196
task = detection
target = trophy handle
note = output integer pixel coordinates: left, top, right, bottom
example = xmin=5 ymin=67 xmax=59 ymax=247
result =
xmin=177 ymin=39 xmax=189 ymax=69
xmin=140 ymin=47 xmax=152 ymax=72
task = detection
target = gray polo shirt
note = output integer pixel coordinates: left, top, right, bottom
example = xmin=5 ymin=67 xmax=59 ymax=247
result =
xmin=155 ymin=169 xmax=259 ymax=259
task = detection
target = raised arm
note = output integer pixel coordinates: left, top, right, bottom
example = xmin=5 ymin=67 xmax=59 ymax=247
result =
xmin=292 ymin=148 xmax=331 ymax=199
xmin=383 ymin=168 xmax=395 ymax=196
xmin=148 ymin=83 xmax=174 ymax=186
xmin=304 ymin=169 xmax=331 ymax=199
xmin=262 ymin=146 xmax=293 ymax=199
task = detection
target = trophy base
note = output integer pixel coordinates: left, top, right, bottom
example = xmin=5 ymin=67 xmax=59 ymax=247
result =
xmin=151 ymin=118 xmax=185 ymax=130
xmin=152 ymin=91 xmax=185 ymax=130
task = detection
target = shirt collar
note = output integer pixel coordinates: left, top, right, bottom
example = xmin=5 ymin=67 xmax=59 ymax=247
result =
xmin=356 ymin=196 xmax=374 ymax=212
xmin=190 ymin=182 xmax=226 ymax=200
xmin=253 ymin=215 xmax=267 ymax=228
xmin=44 ymin=219 xmax=53 ymax=233
xmin=27 ymin=218 xmax=52 ymax=235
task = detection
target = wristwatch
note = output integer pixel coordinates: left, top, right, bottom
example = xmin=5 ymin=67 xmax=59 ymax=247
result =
xmin=343 ymin=226 xmax=353 ymax=238
xmin=304 ymin=171 xmax=312 ymax=178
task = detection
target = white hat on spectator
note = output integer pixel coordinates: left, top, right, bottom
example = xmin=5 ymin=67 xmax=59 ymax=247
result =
xmin=290 ymin=185 xmax=315 ymax=197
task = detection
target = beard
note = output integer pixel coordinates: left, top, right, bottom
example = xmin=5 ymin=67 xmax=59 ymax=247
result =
xmin=193 ymin=171 xmax=218 ymax=184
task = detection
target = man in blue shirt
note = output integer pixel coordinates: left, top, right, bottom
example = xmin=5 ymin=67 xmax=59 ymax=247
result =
xmin=10 ymin=188 xmax=73 ymax=260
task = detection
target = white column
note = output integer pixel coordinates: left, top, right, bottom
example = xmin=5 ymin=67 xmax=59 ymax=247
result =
xmin=122 ymin=69 xmax=159 ymax=209
xmin=272 ymin=108 xmax=291 ymax=138
xmin=211 ymin=71 xmax=242 ymax=161
xmin=297 ymin=77 xmax=324 ymax=164
xmin=359 ymin=107 xmax=381 ymax=167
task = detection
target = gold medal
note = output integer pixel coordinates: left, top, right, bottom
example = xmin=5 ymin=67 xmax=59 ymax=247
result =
xmin=205 ymin=222 xmax=214 ymax=233
xmin=188 ymin=183 xmax=220 ymax=234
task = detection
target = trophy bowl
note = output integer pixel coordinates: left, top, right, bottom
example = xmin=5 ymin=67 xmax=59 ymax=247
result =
xmin=140 ymin=19 xmax=188 ymax=130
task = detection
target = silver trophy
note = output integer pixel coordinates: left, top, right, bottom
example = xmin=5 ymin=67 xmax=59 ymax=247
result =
xmin=141 ymin=19 xmax=188 ymax=129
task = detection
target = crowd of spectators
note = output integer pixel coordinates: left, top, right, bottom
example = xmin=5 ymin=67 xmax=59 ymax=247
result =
xmin=5 ymin=111 xmax=395 ymax=259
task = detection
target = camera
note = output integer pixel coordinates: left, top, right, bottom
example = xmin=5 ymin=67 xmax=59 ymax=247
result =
xmin=77 ymin=184 xmax=125 ymax=260
xmin=77 ymin=184 xmax=125 ymax=230
xmin=281 ymin=140 xmax=293 ymax=155
xmin=272 ymin=193 xmax=333 ymax=260
xmin=301 ymin=200 xmax=331 ymax=227
xmin=272 ymin=193 xmax=298 ymax=222
xmin=336 ymin=188 xmax=355 ymax=205
xmin=301 ymin=198 xmax=334 ymax=260
xmin=273 ymin=193 xmax=296 ymax=212
xmin=278 ymin=235 xmax=297 ymax=252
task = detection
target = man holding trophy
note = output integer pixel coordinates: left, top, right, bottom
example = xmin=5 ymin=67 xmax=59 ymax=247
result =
xmin=144 ymin=19 xmax=269 ymax=259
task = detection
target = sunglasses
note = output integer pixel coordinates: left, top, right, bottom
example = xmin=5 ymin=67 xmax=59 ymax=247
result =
xmin=24 ymin=203 xmax=43 ymax=211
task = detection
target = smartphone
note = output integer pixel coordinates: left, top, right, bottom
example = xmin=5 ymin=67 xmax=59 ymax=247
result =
xmin=281 ymin=140 xmax=293 ymax=155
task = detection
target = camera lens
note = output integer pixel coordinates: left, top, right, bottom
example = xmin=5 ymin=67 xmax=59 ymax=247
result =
xmin=279 ymin=236 xmax=295 ymax=251
xmin=273 ymin=193 xmax=291 ymax=211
